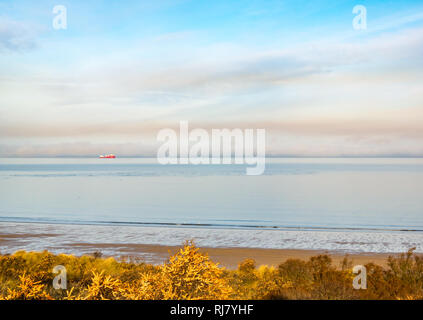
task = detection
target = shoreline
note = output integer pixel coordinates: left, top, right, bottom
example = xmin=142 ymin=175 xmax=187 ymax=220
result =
xmin=1 ymin=234 xmax=398 ymax=269
xmin=1 ymin=221 xmax=420 ymax=269
xmin=68 ymin=242 xmax=396 ymax=269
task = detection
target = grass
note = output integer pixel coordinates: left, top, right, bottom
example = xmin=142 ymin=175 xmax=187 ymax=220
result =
xmin=0 ymin=242 xmax=422 ymax=300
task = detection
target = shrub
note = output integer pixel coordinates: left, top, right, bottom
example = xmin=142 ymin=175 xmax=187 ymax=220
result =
xmin=0 ymin=245 xmax=422 ymax=300
xmin=2 ymin=273 xmax=52 ymax=300
xmin=160 ymin=240 xmax=232 ymax=299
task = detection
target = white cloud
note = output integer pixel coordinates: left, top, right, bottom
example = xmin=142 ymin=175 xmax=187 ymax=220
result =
xmin=0 ymin=17 xmax=40 ymax=52
xmin=1 ymin=19 xmax=423 ymax=156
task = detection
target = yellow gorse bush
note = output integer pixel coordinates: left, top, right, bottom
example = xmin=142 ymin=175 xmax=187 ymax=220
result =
xmin=160 ymin=241 xmax=232 ymax=300
xmin=25 ymin=241 xmax=231 ymax=300
xmin=0 ymin=244 xmax=422 ymax=300
xmin=2 ymin=273 xmax=52 ymax=300
xmin=83 ymin=271 xmax=123 ymax=300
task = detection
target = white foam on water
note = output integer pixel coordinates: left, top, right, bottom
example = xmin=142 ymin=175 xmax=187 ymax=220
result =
xmin=1 ymin=222 xmax=422 ymax=260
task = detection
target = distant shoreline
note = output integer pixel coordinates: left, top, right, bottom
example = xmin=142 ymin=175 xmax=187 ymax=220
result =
xmin=3 ymin=156 xmax=423 ymax=158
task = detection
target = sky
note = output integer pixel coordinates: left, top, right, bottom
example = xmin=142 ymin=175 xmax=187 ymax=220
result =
xmin=0 ymin=0 xmax=423 ymax=157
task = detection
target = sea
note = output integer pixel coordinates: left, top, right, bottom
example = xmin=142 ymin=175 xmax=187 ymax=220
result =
xmin=1 ymin=157 xmax=423 ymax=257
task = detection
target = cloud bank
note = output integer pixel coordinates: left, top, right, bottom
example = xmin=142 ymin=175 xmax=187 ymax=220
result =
xmin=1 ymin=3 xmax=423 ymax=157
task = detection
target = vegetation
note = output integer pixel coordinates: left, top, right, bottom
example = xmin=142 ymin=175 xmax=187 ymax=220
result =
xmin=0 ymin=242 xmax=422 ymax=300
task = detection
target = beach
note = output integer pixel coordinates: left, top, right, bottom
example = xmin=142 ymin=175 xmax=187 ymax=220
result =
xmin=0 ymin=226 xmax=402 ymax=269
xmin=65 ymin=243 xmax=395 ymax=269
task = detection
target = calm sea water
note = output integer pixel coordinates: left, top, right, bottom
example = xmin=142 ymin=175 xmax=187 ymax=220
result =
xmin=1 ymin=157 xmax=423 ymax=254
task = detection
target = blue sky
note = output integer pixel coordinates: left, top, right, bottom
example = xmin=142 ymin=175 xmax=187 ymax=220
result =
xmin=1 ymin=0 xmax=423 ymax=156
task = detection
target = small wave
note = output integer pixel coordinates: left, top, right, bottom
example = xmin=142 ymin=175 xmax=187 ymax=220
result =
xmin=0 ymin=216 xmax=422 ymax=233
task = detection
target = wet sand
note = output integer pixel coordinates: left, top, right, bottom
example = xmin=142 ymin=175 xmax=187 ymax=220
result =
xmin=0 ymin=231 xmax=405 ymax=269
xmin=77 ymin=243 xmax=395 ymax=268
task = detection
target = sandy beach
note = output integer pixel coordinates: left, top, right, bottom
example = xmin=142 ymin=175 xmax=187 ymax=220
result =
xmin=71 ymin=242 xmax=396 ymax=268
xmin=0 ymin=231 xmax=397 ymax=269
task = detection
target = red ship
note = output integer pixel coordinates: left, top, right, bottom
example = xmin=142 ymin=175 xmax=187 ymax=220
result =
xmin=99 ymin=154 xmax=116 ymax=159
